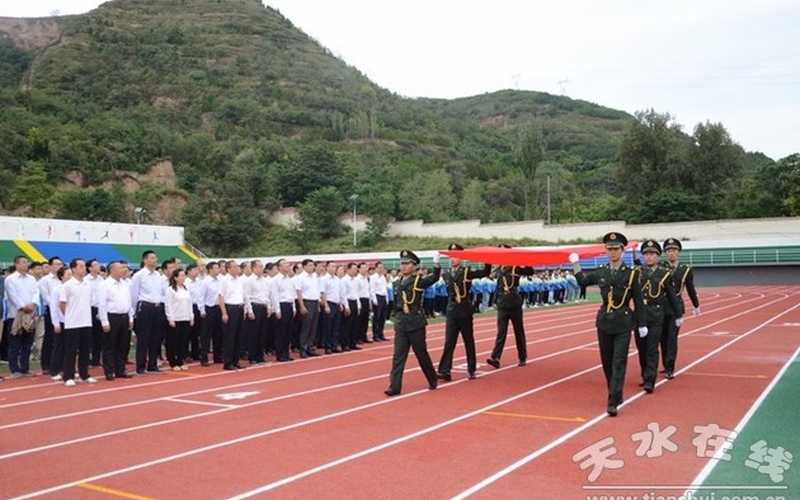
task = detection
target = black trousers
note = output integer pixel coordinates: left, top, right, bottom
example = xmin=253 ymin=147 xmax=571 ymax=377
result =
xmin=371 ymin=295 xmax=387 ymax=340
xmin=598 ymin=329 xmax=631 ymax=406
xmin=322 ymin=302 xmax=342 ymax=349
xmin=275 ymin=302 xmax=294 ymax=361
xmin=490 ymin=305 xmax=527 ymax=362
xmin=63 ymin=326 xmax=91 ymax=382
xmin=166 ymin=320 xmax=190 ymax=368
xmin=90 ymin=306 xmax=103 ymax=365
xmin=104 ymin=313 xmax=131 ymax=376
xmin=246 ymin=304 xmax=268 ymax=362
xmin=299 ymin=300 xmax=320 ymax=354
xmin=635 ymin=321 xmax=663 ymax=388
xmin=358 ymin=298 xmax=370 ymax=342
xmin=50 ymin=323 xmax=64 ymax=375
xmin=222 ymin=304 xmax=244 ymax=367
xmin=134 ymin=302 xmax=165 ymax=372
xmin=41 ymin=308 xmax=54 ymax=372
xmin=187 ymin=305 xmax=202 ymax=360
xmin=265 ymin=314 xmax=277 ymax=354
xmin=343 ymin=299 xmax=360 ymax=348
xmin=201 ymin=305 xmax=222 ymax=363
xmin=387 ymin=326 xmax=438 ymax=394
xmin=439 ymin=313 xmax=477 ymax=376
xmin=660 ymin=313 xmax=679 ymax=373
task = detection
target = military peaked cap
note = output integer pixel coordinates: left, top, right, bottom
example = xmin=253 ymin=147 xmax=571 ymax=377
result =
xmin=448 ymin=243 xmax=465 ymax=251
xmin=663 ymin=238 xmax=683 ymax=251
xmin=399 ymin=249 xmax=420 ymax=265
xmin=603 ymin=232 xmax=628 ymax=248
xmin=640 ymin=239 xmax=662 ymax=255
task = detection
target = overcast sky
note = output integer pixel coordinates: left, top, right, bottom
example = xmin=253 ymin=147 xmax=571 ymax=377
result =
xmin=3 ymin=1 xmax=798 ymax=160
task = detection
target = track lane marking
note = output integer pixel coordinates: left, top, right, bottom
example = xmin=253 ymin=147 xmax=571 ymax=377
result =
xmin=482 ymin=411 xmax=586 ymax=423
xmin=77 ymin=482 xmax=160 ymax=500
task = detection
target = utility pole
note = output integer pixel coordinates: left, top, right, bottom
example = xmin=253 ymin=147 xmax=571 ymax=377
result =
xmin=546 ymin=176 xmax=551 ymax=225
xmin=349 ymin=194 xmax=358 ymax=247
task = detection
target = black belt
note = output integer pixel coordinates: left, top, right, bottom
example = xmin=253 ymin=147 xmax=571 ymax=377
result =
xmin=303 ymin=299 xmax=318 ymax=303
xmin=226 ymin=304 xmax=244 ymax=309
xmin=205 ymin=304 xmax=220 ymax=309
xmin=139 ymin=301 xmax=163 ymax=308
xmin=251 ymin=303 xmax=268 ymax=309
xmin=108 ymin=312 xmax=129 ymax=318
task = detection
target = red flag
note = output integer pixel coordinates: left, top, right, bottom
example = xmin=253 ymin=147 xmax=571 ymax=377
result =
xmin=440 ymin=244 xmax=613 ymax=267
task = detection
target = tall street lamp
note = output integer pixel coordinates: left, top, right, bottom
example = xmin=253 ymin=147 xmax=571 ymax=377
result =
xmin=349 ymin=194 xmax=358 ymax=247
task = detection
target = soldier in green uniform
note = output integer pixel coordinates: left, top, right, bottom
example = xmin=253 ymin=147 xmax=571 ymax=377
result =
xmin=486 ymin=244 xmax=535 ymax=369
xmin=437 ymin=243 xmax=492 ymax=382
xmin=661 ymin=237 xmax=700 ymax=379
xmin=570 ymin=232 xmax=646 ymax=416
xmin=384 ymin=250 xmax=441 ymax=396
xmin=635 ymin=240 xmax=682 ymax=393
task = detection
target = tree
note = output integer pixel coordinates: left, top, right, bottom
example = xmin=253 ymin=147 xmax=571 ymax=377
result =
xmin=397 ymin=169 xmax=457 ymax=222
xmin=58 ymin=187 xmax=126 ymax=222
xmin=458 ymin=180 xmax=489 ymax=220
xmin=297 ymin=186 xmax=346 ymax=239
xmin=617 ymin=109 xmax=685 ymax=205
xmin=9 ymin=161 xmax=56 ymax=216
xmin=515 ymin=119 xmax=546 ymax=220
xmin=182 ymin=167 xmax=264 ymax=255
xmin=687 ymin=121 xmax=745 ymax=197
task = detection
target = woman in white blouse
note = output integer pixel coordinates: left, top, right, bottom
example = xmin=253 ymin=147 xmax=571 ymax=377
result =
xmin=165 ymin=269 xmax=194 ymax=371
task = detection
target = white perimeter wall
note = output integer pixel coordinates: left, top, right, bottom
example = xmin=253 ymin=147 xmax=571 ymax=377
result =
xmin=0 ymin=216 xmax=184 ymax=245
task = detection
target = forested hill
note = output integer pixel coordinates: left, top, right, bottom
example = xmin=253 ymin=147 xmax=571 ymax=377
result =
xmin=0 ymin=0 xmax=795 ymax=256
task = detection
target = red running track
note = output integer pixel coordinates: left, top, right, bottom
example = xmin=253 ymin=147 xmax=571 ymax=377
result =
xmin=1 ymin=285 xmax=798 ymax=500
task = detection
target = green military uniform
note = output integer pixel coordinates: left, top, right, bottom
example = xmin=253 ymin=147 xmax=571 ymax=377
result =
xmin=661 ymin=237 xmax=700 ymax=378
xmin=437 ymin=243 xmax=492 ymax=380
xmin=634 ymin=240 xmax=681 ymax=392
xmin=487 ymin=244 xmax=535 ymax=369
xmin=574 ymin=232 xmax=646 ymax=416
xmin=385 ymin=250 xmax=441 ymax=396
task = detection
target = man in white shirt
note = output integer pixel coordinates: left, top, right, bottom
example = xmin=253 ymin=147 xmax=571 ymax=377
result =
xmin=48 ymin=266 xmax=71 ymax=381
xmin=60 ymin=258 xmax=97 ymax=386
xmin=38 ymin=256 xmax=63 ymax=375
xmin=370 ymin=262 xmax=389 ymax=342
xmin=98 ymin=261 xmax=134 ymax=380
xmin=86 ymin=259 xmax=104 ymax=367
xmin=355 ymin=263 xmax=371 ymax=344
xmin=296 ymin=259 xmax=323 ymax=358
xmin=5 ymin=256 xmax=40 ymax=378
xmin=340 ymin=263 xmax=361 ymax=351
xmin=320 ymin=262 xmax=344 ymax=354
xmin=130 ymin=250 xmax=166 ymax=374
xmin=219 ymin=260 xmax=248 ymax=371
xmin=199 ymin=261 xmax=223 ymax=366
xmin=271 ymin=259 xmax=296 ymax=362
xmin=244 ymin=260 xmax=269 ymax=365
xmin=185 ymin=263 xmax=205 ymax=362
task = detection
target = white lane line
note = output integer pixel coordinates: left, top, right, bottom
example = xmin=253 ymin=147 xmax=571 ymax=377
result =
xmin=449 ymin=298 xmax=799 ymax=500
xmin=163 ymin=398 xmax=238 ymax=409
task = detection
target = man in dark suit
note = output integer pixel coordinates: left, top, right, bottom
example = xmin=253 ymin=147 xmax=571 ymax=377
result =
xmin=384 ymin=250 xmax=441 ymax=396
xmin=437 ymin=243 xmax=492 ymax=381
xmin=571 ymin=232 xmax=646 ymax=416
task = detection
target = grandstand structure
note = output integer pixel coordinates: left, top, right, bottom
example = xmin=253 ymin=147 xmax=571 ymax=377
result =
xmin=0 ymin=215 xmax=202 ymax=268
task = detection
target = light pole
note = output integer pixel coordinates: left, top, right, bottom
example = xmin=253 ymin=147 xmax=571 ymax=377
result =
xmin=349 ymin=194 xmax=358 ymax=247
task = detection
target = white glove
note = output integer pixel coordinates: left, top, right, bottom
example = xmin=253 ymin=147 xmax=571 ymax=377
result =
xmin=568 ymin=252 xmax=580 ymax=264
xmin=693 ymin=307 xmax=701 ymax=317
xmin=432 ymin=252 xmax=441 ymax=265
xmin=675 ymin=317 xmax=684 ymax=328
xmin=638 ymin=326 xmax=649 ymax=338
